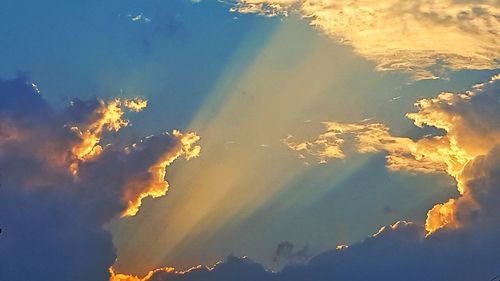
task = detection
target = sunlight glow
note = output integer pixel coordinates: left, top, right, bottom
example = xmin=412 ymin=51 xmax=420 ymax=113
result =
xmin=111 ymin=18 xmax=373 ymax=274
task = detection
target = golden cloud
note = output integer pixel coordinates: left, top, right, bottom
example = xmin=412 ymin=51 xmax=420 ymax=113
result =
xmin=0 ymin=75 xmax=204 ymax=279
xmin=69 ymin=98 xmax=147 ymax=176
xmin=109 ymin=266 xmax=175 ymax=281
xmin=285 ymin=74 xmax=500 ymax=234
xmin=232 ymin=0 xmax=500 ymax=79
xmin=0 ymin=93 xmax=200 ymax=218
xmin=121 ymin=130 xmax=201 ymax=217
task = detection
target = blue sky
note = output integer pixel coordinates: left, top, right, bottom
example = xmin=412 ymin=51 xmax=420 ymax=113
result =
xmin=1 ymin=1 xmax=499 ymax=280
xmin=0 ymin=0 xmax=277 ymax=132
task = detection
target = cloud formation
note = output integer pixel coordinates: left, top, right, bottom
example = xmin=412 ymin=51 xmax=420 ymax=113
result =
xmin=0 ymin=75 xmax=200 ymax=280
xmin=110 ymin=215 xmax=500 ymax=280
xmin=68 ymin=98 xmax=148 ymax=176
xmin=285 ymin=74 xmax=500 ymax=234
xmin=110 ymin=256 xmax=273 ymax=281
xmin=231 ymin=0 xmax=500 ymax=79
xmin=110 ymin=74 xmax=500 ymax=281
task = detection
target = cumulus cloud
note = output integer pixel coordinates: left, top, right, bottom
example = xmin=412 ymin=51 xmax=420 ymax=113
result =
xmin=230 ymin=0 xmax=500 ymax=79
xmin=285 ymin=74 xmax=500 ymax=234
xmin=110 ymin=74 xmax=500 ymax=281
xmin=0 ymin=75 xmax=200 ymax=280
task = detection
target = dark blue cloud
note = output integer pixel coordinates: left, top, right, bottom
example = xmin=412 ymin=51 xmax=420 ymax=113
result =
xmin=0 ymin=76 xmax=192 ymax=281
xmin=0 ymin=187 xmax=116 ymax=280
xmin=0 ymin=76 xmax=113 ymax=280
xmin=147 ymin=220 xmax=500 ymax=281
xmin=0 ymin=75 xmax=51 ymax=118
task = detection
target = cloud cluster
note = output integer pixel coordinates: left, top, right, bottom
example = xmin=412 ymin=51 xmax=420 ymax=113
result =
xmin=286 ymin=74 xmax=500 ymax=234
xmin=111 ymin=74 xmax=500 ymax=280
xmin=231 ymin=0 xmax=500 ymax=79
xmin=110 ymin=256 xmax=274 ymax=281
xmin=0 ymin=75 xmax=200 ymax=280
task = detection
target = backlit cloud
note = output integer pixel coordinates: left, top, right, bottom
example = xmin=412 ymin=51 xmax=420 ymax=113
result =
xmin=231 ymin=0 xmax=500 ymax=79
xmin=69 ymin=98 xmax=148 ymax=176
xmin=0 ymin=75 xmax=200 ymax=280
xmin=121 ymin=130 xmax=201 ymax=217
xmin=285 ymin=74 xmax=500 ymax=234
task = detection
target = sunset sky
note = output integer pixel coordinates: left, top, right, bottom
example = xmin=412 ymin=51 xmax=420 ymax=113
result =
xmin=1 ymin=1 xmax=499 ymax=280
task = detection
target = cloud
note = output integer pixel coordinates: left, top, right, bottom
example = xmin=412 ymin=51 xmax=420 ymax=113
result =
xmin=0 ymin=75 xmax=200 ymax=280
xmin=285 ymin=74 xmax=500 ymax=234
xmin=230 ymin=0 xmax=500 ymax=79
xmin=110 ymin=214 xmax=500 ymax=280
xmin=119 ymin=130 xmax=201 ymax=217
xmin=110 ymin=256 xmax=274 ymax=281
xmin=272 ymin=241 xmax=309 ymax=269
xmin=279 ymin=147 xmax=500 ymax=281
xmin=128 ymin=13 xmax=152 ymax=23
xmin=68 ymin=98 xmax=148 ymax=176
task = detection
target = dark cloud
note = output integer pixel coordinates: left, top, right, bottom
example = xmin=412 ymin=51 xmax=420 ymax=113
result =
xmin=145 ymin=256 xmax=273 ymax=281
xmin=146 ymin=186 xmax=500 ymax=281
xmin=0 ymin=75 xmax=51 ymax=118
xmin=0 ymin=186 xmax=116 ymax=280
xmin=0 ymin=75 xmax=199 ymax=281
xmin=272 ymin=241 xmax=309 ymax=268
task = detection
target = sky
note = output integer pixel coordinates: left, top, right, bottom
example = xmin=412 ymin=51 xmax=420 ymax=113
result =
xmin=0 ymin=1 xmax=499 ymax=281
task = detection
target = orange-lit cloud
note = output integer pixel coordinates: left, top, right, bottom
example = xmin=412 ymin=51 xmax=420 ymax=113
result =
xmin=121 ymin=130 xmax=201 ymax=217
xmin=69 ymin=98 xmax=147 ymax=176
xmin=109 ymin=266 xmax=174 ymax=281
xmin=424 ymin=199 xmax=461 ymax=235
xmin=108 ymin=257 xmax=258 ymax=281
xmin=232 ymin=0 xmax=500 ymax=79
xmin=0 ymin=76 xmax=201 ymax=280
xmin=0 ymin=94 xmax=200 ymax=216
xmin=285 ymin=74 xmax=500 ymax=234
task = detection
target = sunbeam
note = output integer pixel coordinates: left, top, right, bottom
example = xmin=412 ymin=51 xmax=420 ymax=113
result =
xmin=110 ymin=17 xmax=380 ymax=274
